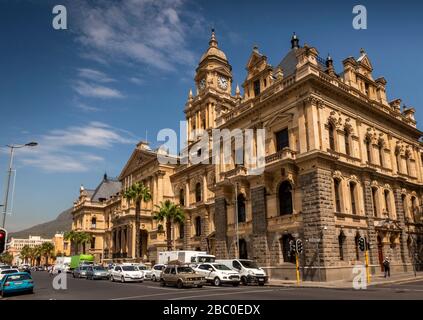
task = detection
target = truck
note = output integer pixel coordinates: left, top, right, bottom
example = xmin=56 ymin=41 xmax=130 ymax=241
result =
xmin=70 ymin=254 xmax=94 ymax=270
xmin=158 ymin=251 xmax=215 ymax=266
xmin=54 ymin=256 xmax=71 ymax=273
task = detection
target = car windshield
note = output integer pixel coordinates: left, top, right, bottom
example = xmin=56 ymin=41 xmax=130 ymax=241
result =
xmin=240 ymin=260 xmax=259 ymax=269
xmin=6 ymin=274 xmax=31 ymax=282
xmin=94 ymin=266 xmax=106 ymax=271
xmin=80 ymin=266 xmax=88 ymax=270
xmin=177 ymin=267 xmax=194 ymax=273
xmin=197 ymin=256 xmax=215 ymax=263
xmin=212 ymin=264 xmax=231 ymax=271
xmin=2 ymin=270 xmax=19 ymax=274
xmin=122 ymin=266 xmax=137 ymax=271
xmin=137 ymin=266 xmax=147 ymax=270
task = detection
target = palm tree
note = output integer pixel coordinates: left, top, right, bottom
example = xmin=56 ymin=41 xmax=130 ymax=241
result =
xmin=41 ymin=242 xmax=55 ymax=265
xmin=64 ymin=230 xmax=79 ymax=255
xmin=20 ymin=245 xmax=32 ymax=264
xmin=78 ymin=232 xmax=92 ymax=254
xmin=33 ymin=245 xmax=43 ymax=266
xmin=124 ymin=182 xmax=152 ymax=261
xmin=153 ymin=200 xmax=185 ymax=251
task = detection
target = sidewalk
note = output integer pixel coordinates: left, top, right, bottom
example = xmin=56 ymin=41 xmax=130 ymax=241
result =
xmin=267 ymin=271 xmax=423 ymax=289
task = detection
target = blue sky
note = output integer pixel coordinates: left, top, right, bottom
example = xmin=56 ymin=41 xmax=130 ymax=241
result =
xmin=0 ymin=0 xmax=422 ymax=232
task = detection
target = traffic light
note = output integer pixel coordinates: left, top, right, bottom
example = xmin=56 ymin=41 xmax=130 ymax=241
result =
xmin=0 ymin=228 xmax=7 ymax=254
xmin=289 ymin=240 xmax=296 ymax=254
xmin=358 ymin=236 xmax=365 ymax=252
xmin=296 ymin=239 xmax=304 ymax=254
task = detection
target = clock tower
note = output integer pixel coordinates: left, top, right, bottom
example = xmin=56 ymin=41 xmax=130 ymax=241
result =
xmin=185 ymin=29 xmax=236 ymax=143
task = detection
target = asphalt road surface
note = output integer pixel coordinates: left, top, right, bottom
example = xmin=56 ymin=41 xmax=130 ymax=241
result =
xmin=2 ymin=272 xmax=423 ymax=300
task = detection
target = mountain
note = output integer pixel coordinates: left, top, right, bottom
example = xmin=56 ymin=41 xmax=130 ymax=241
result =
xmin=9 ymin=208 xmax=73 ymax=239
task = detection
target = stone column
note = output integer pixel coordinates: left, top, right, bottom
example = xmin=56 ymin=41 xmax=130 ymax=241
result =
xmin=251 ymin=186 xmax=270 ymax=265
xmin=183 ymin=215 xmax=191 ymax=250
xmin=305 ymin=98 xmax=321 ymax=151
xmin=393 ymin=188 xmax=411 ymax=268
xmin=214 ymin=197 xmax=228 ymax=258
xmin=201 ymin=213 xmax=210 ymax=252
xmin=362 ymin=178 xmax=380 ymax=267
xmin=299 ymin=168 xmax=337 ymax=281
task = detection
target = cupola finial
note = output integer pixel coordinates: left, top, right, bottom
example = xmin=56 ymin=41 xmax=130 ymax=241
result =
xmin=209 ymin=28 xmax=218 ymax=47
xmin=291 ymin=32 xmax=300 ymax=49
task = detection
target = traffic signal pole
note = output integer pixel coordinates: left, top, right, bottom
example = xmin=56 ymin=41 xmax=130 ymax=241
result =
xmin=295 ymin=253 xmax=300 ymax=286
xmin=365 ymin=249 xmax=371 ymax=285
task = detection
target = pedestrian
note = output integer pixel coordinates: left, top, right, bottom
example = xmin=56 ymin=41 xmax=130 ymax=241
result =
xmin=383 ymin=256 xmax=390 ymax=278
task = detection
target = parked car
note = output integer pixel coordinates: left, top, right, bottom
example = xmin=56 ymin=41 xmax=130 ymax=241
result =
xmin=19 ymin=265 xmax=31 ymax=275
xmin=0 ymin=272 xmax=34 ymax=297
xmin=72 ymin=265 xmax=89 ymax=278
xmin=86 ymin=266 xmax=109 ymax=280
xmin=0 ymin=265 xmax=11 ymax=271
xmin=135 ymin=264 xmax=152 ymax=280
xmin=160 ymin=263 xmax=206 ymax=289
xmin=151 ymin=264 xmax=166 ymax=282
xmin=0 ymin=269 xmax=20 ymax=281
xmin=215 ymin=259 xmax=268 ymax=286
xmin=110 ymin=265 xmax=144 ymax=283
xmin=194 ymin=263 xmax=241 ymax=286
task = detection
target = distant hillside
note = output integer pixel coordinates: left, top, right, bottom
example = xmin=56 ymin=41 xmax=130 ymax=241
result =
xmin=9 ymin=208 xmax=73 ymax=239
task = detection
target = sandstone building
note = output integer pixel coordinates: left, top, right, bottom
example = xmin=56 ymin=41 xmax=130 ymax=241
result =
xmin=72 ymin=32 xmax=423 ymax=281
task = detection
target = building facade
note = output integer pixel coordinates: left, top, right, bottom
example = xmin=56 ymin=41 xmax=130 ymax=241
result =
xmin=72 ymin=31 xmax=423 ymax=281
xmin=8 ymin=235 xmax=53 ymax=265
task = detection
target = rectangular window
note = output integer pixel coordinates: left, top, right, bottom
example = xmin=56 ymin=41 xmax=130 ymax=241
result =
xmin=350 ymin=183 xmax=357 ymax=215
xmin=91 ymin=237 xmax=96 ymax=250
xmin=275 ymin=129 xmax=289 ymax=152
xmin=372 ymin=188 xmax=378 ymax=217
xmin=334 ymin=179 xmax=341 ymax=213
xmin=253 ymin=79 xmax=260 ymax=96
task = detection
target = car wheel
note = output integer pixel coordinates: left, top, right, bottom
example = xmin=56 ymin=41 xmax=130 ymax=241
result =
xmin=258 ymin=282 xmax=265 ymax=286
xmin=197 ymin=285 xmax=203 ymax=288
xmin=1 ymin=291 xmax=7 ymax=298
xmin=241 ymin=276 xmax=248 ymax=285
xmin=232 ymin=282 xmax=239 ymax=287
xmin=28 ymin=289 xmax=34 ymax=294
xmin=160 ymin=279 xmax=165 ymax=287
xmin=213 ymin=277 xmax=221 ymax=287
xmin=177 ymin=280 xmax=183 ymax=289
xmin=121 ymin=276 xmax=125 ymax=283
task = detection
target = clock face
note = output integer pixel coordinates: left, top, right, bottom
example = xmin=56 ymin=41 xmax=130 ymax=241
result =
xmin=218 ymin=76 xmax=228 ymax=90
xmin=199 ymin=78 xmax=206 ymax=90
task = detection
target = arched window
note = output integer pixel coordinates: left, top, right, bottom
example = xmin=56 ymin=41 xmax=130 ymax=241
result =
xmin=350 ymin=182 xmax=357 ymax=215
xmin=281 ymin=234 xmax=295 ymax=263
xmin=195 ymin=216 xmax=202 ymax=236
xmin=372 ymin=187 xmax=378 ymax=217
xmin=278 ymin=181 xmax=293 ymax=215
xmin=239 ymin=239 xmax=248 ymax=259
xmin=237 ymin=194 xmax=246 ymax=223
xmin=179 ymin=223 xmax=184 ymax=239
xmin=384 ymin=190 xmax=390 ymax=215
xmin=179 ymin=189 xmax=185 ymax=206
xmin=334 ymin=179 xmax=341 ymax=213
xmin=344 ymin=129 xmax=350 ymax=156
xmin=91 ymin=217 xmax=97 ymax=229
xmin=378 ymin=144 xmax=384 ymax=167
xmin=365 ymin=138 xmax=372 ymax=163
xmin=195 ymin=183 xmax=202 ymax=202
xmin=338 ymin=231 xmax=346 ymax=261
xmin=328 ymin=122 xmax=335 ymax=151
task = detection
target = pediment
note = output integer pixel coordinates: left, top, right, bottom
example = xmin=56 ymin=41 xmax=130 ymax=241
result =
xmin=246 ymin=51 xmax=267 ymax=71
xmin=119 ymin=148 xmax=157 ymax=180
xmin=264 ymin=112 xmax=294 ymax=128
xmin=358 ymin=54 xmax=373 ymax=71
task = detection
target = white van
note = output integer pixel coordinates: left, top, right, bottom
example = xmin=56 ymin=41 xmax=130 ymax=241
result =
xmin=215 ymin=259 xmax=268 ymax=286
xmin=158 ymin=251 xmax=215 ymax=266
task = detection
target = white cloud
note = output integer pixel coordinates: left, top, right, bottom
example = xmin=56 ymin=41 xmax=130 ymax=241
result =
xmin=72 ymin=0 xmax=204 ymax=72
xmin=17 ymin=122 xmax=137 ymax=173
xmin=77 ymin=68 xmax=115 ymax=83
xmin=129 ymin=77 xmax=144 ymax=85
xmin=73 ymin=81 xmax=124 ymax=99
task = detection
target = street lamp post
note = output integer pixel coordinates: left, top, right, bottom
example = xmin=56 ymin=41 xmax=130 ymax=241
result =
xmin=1 ymin=142 xmax=38 ymax=228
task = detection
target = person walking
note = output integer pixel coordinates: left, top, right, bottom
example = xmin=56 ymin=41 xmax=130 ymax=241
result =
xmin=383 ymin=256 xmax=391 ymax=278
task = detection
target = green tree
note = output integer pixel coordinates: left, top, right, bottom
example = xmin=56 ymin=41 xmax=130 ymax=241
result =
xmin=20 ymin=245 xmax=32 ymax=264
xmin=153 ymin=200 xmax=185 ymax=251
xmin=78 ymin=232 xmax=92 ymax=254
xmin=40 ymin=242 xmax=55 ymax=265
xmin=0 ymin=252 xmax=13 ymax=265
xmin=33 ymin=245 xmax=43 ymax=266
xmin=64 ymin=231 xmax=92 ymax=254
xmin=124 ymin=182 xmax=152 ymax=260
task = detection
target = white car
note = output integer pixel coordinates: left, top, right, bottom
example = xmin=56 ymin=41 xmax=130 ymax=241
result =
xmin=110 ymin=265 xmax=144 ymax=283
xmin=151 ymin=264 xmax=166 ymax=282
xmin=135 ymin=264 xmax=152 ymax=280
xmin=0 ymin=269 xmax=20 ymax=280
xmin=194 ymin=263 xmax=240 ymax=286
xmin=215 ymin=259 xmax=268 ymax=286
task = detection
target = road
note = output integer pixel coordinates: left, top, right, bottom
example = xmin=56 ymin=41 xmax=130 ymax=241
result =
xmin=2 ymin=272 xmax=423 ymax=300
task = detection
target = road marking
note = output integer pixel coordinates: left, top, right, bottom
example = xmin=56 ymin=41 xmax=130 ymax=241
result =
xmin=111 ymin=286 xmax=272 ymax=300
xmin=169 ymin=289 xmax=275 ymax=300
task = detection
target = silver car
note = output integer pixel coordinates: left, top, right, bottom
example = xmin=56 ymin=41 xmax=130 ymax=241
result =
xmin=86 ymin=266 xmax=109 ymax=280
xmin=72 ymin=265 xmax=89 ymax=278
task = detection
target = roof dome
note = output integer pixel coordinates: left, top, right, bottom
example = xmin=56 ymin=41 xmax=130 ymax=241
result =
xmin=199 ymin=29 xmax=227 ymax=63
